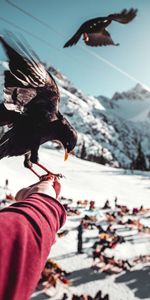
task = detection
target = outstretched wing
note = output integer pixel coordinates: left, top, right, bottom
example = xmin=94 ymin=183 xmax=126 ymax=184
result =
xmin=63 ymin=31 xmax=81 ymax=48
xmin=0 ymin=33 xmax=59 ymax=113
xmin=107 ymin=8 xmax=138 ymax=24
xmin=85 ymin=29 xmax=118 ymax=47
xmin=0 ymin=34 xmax=47 ymax=88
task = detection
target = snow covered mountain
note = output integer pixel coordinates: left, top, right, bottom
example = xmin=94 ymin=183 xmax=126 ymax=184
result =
xmin=103 ymin=84 xmax=150 ymax=122
xmin=48 ymin=66 xmax=150 ymax=170
xmin=1 ymin=62 xmax=150 ymax=170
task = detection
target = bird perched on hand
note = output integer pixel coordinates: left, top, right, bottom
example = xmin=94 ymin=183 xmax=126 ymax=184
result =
xmin=63 ymin=8 xmax=137 ymax=47
xmin=0 ymin=33 xmax=77 ymax=177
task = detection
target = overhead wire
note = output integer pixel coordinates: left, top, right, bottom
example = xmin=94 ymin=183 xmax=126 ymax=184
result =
xmin=5 ymin=0 xmax=63 ymax=37
xmin=0 ymin=16 xmax=60 ymax=51
xmin=0 ymin=15 xmax=82 ymax=68
xmin=5 ymin=0 xmax=85 ymax=66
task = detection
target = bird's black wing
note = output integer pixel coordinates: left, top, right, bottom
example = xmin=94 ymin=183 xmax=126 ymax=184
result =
xmin=0 ymin=33 xmax=58 ymax=114
xmin=107 ymin=8 xmax=138 ymax=24
xmin=63 ymin=30 xmax=81 ymax=48
xmin=85 ymin=29 xmax=118 ymax=47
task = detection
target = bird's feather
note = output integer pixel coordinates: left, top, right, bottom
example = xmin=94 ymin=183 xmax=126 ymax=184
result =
xmin=63 ymin=32 xmax=81 ymax=48
xmin=0 ymin=127 xmax=17 ymax=158
xmin=0 ymin=34 xmax=60 ymax=115
xmin=107 ymin=8 xmax=138 ymax=24
xmin=85 ymin=30 xmax=116 ymax=47
xmin=0 ymin=33 xmax=47 ymax=88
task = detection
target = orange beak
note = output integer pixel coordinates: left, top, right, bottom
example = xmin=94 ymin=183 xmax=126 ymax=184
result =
xmin=64 ymin=149 xmax=69 ymax=161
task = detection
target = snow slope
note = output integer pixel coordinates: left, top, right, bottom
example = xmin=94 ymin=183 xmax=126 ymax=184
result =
xmin=1 ymin=149 xmax=150 ymax=300
xmin=1 ymin=147 xmax=150 ymax=210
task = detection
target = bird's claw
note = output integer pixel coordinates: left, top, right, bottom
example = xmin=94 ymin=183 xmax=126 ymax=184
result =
xmin=27 ymin=161 xmax=65 ymax=180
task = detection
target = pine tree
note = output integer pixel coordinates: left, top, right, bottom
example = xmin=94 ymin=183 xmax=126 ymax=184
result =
xmin=80 ymin=141 xmax=86 ymax=159
xmin=133 ymin=142 xmax=147 ymax=171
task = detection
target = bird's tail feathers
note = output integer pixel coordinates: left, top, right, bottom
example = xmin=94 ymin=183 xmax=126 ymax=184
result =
xmin=109 ymin=8 xmax=138 ymax=24
xmin=63 ymin=33 xmax=81 ymax=47
xmin=0 ymin=129 xmax=15 ymax=159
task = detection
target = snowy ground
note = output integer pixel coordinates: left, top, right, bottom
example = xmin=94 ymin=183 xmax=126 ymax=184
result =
xmin=1 ymin=147 xmax=150 ymax=300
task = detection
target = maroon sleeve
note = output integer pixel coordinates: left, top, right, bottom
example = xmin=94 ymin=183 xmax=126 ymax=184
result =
xmin=0 ymin=193 xmax=66 ymax=300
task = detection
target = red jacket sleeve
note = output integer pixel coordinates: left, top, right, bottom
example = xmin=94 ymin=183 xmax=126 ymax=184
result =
xmin=0 ymin=193 xmax=66 ymax=300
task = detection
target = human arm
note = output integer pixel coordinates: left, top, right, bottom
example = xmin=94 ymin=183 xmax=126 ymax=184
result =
xmin=0 ymin=176 xmax=66 ymax=300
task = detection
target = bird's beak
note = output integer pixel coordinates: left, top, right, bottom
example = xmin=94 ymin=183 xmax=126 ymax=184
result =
xmin=64 ymin=149 xmax=69 ymax=161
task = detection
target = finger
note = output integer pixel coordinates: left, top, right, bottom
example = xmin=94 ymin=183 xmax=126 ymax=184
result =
xmin=53 ymin=178 xmax=61 ymax=199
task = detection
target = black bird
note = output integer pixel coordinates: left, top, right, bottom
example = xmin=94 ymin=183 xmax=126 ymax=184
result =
xmin=0 ymin=33 xmax=77 ymax=178
xmin=63 ymin=8 xmax=137 ymax=47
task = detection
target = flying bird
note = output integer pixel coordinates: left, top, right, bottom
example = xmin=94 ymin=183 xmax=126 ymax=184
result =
xmin=63 ymin=8 xmax=138 ymax=47
xmin=0 ymin=33 xmax=77 ymax=178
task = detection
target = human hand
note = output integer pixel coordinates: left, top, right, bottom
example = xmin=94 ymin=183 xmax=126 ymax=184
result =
xmin=15 ymin=175 xmax=61 ymax=202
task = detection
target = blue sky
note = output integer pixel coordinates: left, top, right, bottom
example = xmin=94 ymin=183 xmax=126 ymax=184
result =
xmin=0 ymin=0 xmax=150 ymax=98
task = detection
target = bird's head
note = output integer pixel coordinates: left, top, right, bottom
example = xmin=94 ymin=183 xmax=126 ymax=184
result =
xmin=56 ymin=112 xmax=77 ymax=160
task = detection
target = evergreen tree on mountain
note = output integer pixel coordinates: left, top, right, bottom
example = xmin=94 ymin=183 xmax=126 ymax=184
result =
xmin=80 ymin=141 xmax=86 ymax=159
xmin=133 ymin=142 xmax=147 ymax=171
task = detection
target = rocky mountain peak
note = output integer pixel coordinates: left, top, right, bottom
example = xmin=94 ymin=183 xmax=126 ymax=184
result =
xmin=112 ymin=83 xmax=150 ymax=101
